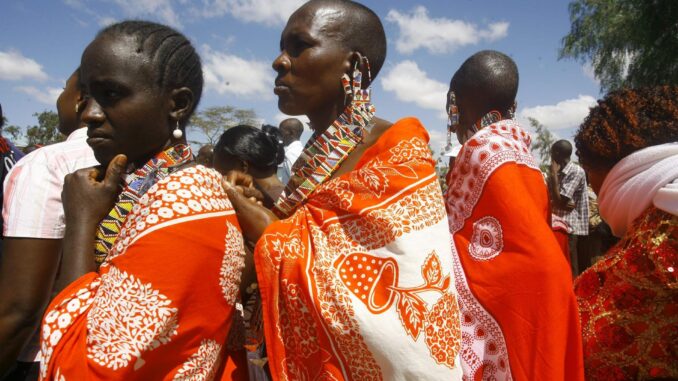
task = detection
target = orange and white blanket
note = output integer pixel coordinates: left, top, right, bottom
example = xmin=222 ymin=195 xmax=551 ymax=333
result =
xmin=254 ymin=118 xmax=463 ymax=381
xmin=39 ymin=166 xmax=245 ymax=380
xmin=445 ymin=120 xmax=584 ymax=381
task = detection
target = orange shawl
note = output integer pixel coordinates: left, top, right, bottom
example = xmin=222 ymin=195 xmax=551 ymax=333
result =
xmin=39 ymin=166 xmax=245 ymax=380
xmin=445 ymin=120 xmax=584 ymax=381
xmin=255 ymin=118 xmax=463 ymax=380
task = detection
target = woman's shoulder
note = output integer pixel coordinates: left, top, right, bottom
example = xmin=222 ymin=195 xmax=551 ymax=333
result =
xmin=139 ymin=165 xmax=231 ymax=216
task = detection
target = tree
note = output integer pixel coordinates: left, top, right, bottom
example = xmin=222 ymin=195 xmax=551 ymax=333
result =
xmin=25 ymin=111 xmax=64 ymax=146
xmin=529 ymin=117 xmax=555 ymax=172
xmin=187 ymin=106 xmax=259 ymax=146
xmin=559 ymin=0 xmax=678 ymax=93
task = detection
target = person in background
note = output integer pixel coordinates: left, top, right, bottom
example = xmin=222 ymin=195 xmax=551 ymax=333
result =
xmin=212 ymin=124 xmax=286 ymax=381
xmin=0 ymin=70 xmax=98 ymax=381
xmin=223 ymin=0 xmax=463 ymax=379
xmin=36 ymin=20 xmax=245 ymax=380
xmin=277 ymin=117 xmax=303 ymax=184
xmin=573 ymin=86 xmax=677 ymax=381
xmin=444 ymin=50 xmax=584 ymax=380
xmin=214 ymin=125 xmax=285 ymax=208
xmin=0 ymin=103 xmax=24 ymax=254
xmin=195 ymin=143 xmax=214 ymax=168
xmin=548 ymin=139 xmax=589 ymax=275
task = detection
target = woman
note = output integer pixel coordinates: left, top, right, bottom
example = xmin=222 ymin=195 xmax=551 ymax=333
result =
xmin=214 ymin=125 xmax=285 ymax=208
xmin=224 ymin=1 xmax=463 ymax=379
xmin=38 ymin=21 xmax=245 ymax=380
xmin=573 ymin=86 xmax=678 ymax=380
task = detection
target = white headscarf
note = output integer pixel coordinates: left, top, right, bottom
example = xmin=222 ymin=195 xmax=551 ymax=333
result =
xmin=598 ymin=142 xmax=678 ymax=237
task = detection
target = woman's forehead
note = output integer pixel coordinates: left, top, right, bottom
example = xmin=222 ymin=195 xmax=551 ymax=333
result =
xmin=81 ymin=35 xmax=153 ymax=82
xmin=285 ymin=4 xmax=346 ymax=39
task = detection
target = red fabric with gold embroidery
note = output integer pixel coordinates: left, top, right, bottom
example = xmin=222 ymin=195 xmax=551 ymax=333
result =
xmin=254 ymin=118 xmax=463 ymax=380
xmin=39 ymin=166 xmax=245 ymax=380
xmin=575 ymin=207 xmax=678 ymax=381
xmin=445 ymin=120 xmax=584 ymax=381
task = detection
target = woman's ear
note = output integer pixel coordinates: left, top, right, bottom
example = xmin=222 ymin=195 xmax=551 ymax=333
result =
xmin=169 ymin=87 xmax=194 ymax=123
xmin=350 ymin=51 xmax=371 ymax=89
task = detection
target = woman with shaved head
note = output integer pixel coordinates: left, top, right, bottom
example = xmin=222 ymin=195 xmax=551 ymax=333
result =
xmin=224 ymin=0 xmax=463 ymax=379
xmin=443 ymin=50 xmax=584 ymax=380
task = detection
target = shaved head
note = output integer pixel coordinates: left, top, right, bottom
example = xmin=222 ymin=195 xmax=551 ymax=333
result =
xmin=297 ymin=0 xmax=387 ymax=80
xmin=451 ymin=50 xmax=519 ymax=118
xmin=551 ymin=139 xmax=572 ymax=164
xmin=280 ymin=118 xmax=304 ymax=145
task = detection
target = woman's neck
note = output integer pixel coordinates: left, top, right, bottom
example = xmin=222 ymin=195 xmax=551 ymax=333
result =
xmin=307 ymin=97 xmax=345 ymax=135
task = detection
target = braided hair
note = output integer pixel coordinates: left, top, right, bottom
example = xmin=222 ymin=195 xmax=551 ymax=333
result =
xmin=215 ymin=125 xmax=285 ymax=174
xmin=575 ymin=86 xmax=678 ymax=170
xmin=97 ymin=20 xmax=203 ymax=126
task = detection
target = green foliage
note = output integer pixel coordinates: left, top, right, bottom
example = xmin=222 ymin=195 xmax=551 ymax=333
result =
xmin=187 ymin=106 xmax=259 ymax=146
xmin=560 ymin=0 xmax=678 ymax=92
xmin=2 ymin=111 xmax=64 ymax=147
xmin=25 ymin=111 xmax=64 ymax=146
xmin=529 ymin=117 xmax=555 ymax=172
xmin=3 ymin=125 xmax=23 ymax=142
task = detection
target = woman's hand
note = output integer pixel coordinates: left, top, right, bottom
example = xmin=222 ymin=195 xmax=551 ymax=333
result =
xmin=63 ymin=154 xmax=127 ymax=226
xmin=222 ymin=173 xmax=278 ymax=243
xmin=56 ymin=155 xmax=127 ymax=287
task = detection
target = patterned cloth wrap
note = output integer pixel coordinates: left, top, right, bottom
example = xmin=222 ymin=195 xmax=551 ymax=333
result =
xmin=575 ymin=207 xmax=677 ymax=381
xmin=445 ymin=119 xmax=585 ymax=381
xmin=255 ymin=118 xmax=464 ymax=380
xmin=39 ymin=146 xmax=246 ymax=381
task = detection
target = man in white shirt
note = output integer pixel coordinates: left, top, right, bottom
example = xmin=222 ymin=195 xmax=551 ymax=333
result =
xmin=278 ymin=118 xmax=304 ymax=184
xmin=0 ymin=70 xmax=98 ymax=379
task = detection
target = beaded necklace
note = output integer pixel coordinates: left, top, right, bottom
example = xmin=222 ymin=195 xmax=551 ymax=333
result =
xmin=94 ymin=144 xmax=192 ymax=265
xmin=273 ymin=64 xmax=375 ymax=218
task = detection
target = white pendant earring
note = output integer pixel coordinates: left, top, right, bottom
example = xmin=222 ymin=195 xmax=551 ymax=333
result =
xmin=173 ymin=120 xmax=183 ymax=139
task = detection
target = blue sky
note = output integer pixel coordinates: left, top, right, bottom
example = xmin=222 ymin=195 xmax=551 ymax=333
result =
xmin=0 ymin=0 xmax=600 ymax=159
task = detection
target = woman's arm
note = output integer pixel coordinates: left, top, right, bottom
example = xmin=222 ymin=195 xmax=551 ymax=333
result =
xmin=55 ymin=155 xmax=126 ymax=290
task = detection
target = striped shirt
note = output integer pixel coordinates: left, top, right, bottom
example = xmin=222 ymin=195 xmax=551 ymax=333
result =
xmin=2 ymin=128 xmax=97 ymax=362
xmin=3 ymin=128 xmax=98 ymax=239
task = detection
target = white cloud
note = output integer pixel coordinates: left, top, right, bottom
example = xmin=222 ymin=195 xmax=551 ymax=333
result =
xmin=98 ymin=16 xmax=117 ymax=27
xmin=518 ymin=95 xmax=597 ymax=131
xmin=110 ymin=0 xmax=182 ymax=28
xmin=386 ymin=6 xmax=509 ymax=54
xmin=194 ymin=0 xmax=305 ymax=25
xmin=381 ymin=60 xmax=447 ymax=116
xmin=15 ymin=86 xmax=62 ymax=105
xmin=201 ymin=45 xmax=274 ymax=98
xmin=0 ymin=50 xmax=48 ymax=81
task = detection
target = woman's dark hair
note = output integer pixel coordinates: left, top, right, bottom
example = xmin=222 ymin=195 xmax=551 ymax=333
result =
xmin=215 ymin=125 xmax=285 ymax=173
xmin=575 ymin=86 xmax=678 ymax=170
xmin=97 ymin=20 xmax=203 ymax=127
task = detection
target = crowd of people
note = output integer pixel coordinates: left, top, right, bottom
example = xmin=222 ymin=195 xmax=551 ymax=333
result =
xmin=0 ymin=1 xmax=675 ymax=380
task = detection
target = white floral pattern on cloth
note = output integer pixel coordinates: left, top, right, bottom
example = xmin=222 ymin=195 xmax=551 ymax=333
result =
xmin=446 ymin=120 xmax=538 ymax=233
xmin=276 ymin=280 xmax=323 ymax=380
xmin=220 ymin=221 xmax=245 ymax=304
xmin=40 ymin=280 xmax=100 ymax=379
xmin=468 ymin=216 xmax=504 ymax=261
xmin=325 ymin=181 xmax=447 ymax=253
xmin=451 ymin=251 xmax=512 ymax=381
xmin=309 ymin=223 xmax=383 ymax=381
xmin=86 ymin=266 xmax=179 ymax=370
xmin=104 ymin=166 xmax=232 ymax=265
xmin=445 ymin=121 xmax=530 ymax=380
xmin=172 ymin=339 xmax=223 ymax=381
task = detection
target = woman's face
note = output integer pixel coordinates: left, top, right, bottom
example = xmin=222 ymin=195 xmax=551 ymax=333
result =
xmin=79 ymin=34 xmax=173 ymax=167
xmin=580 ymin=160 xmax=610 ymax=196
xmin=272 ymin=4 xmax=351 ymax=120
